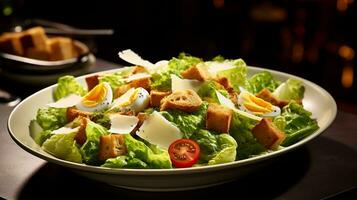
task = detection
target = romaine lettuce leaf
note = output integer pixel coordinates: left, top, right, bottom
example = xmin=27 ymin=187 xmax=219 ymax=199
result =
xmin=54 ymin=75 xmax=87 ymax=101
xmin=36 ymin=107 xmax=67 ymax=131
xmin=273 ymin=79 xmax=305 ymax=101
xmin=246 ymin=71 xmax=280 ymax=94
xmin=190 ymin=130 xmax=237 ymax=165
xmin=80 ymin=120 xmax=109 ymax=165
xmin=217 ymin=59 xmax=247 ymax=92
xmin=124 ymin=134 xmax=172 ymax=169
xmin=98 ymin=68 xmax=133 ymax=91
xmin=42 ymin=131 xmax=82 ymax=163
xmin=161 ymin=102 xmax=208 ymax=138
xmin=101 ymin=152 xmax=148 ymax=169
xmin=197 ymin=80 xmax=229 ymax=103
xmin=274 ymin=102 xmax=319 ymax=146
xmin=150 ymin=71 xmax=172 ymax=91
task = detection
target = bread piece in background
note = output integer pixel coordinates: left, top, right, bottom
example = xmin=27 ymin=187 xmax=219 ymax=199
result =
xmin=47 ymin=37 xmax=77 ymax=61
xmin=20 ymin=26 xmax=48 ymax=51
xmin=26 ymin=47 xmax=51 ymax=60
xmin=0 ymin=32 xmax=25 ymax=56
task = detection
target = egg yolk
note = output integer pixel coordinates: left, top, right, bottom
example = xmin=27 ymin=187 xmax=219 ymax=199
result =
xmin=241 ymin=93 xmax=273 ymax=115
xmin=81 ymin=83 xmax=107 ymax=107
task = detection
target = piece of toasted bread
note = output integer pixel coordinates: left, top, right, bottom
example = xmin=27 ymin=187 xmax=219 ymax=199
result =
xmin=206 ymin=103 xmax=233 ymax=133
xmin=47 ymin=37 xmax=76 ymax=61
xmin=150 ymin=90 xmax=171 ymax=107
xmin=252 ymin=118 xmax=286 ymax=149
xmin=181 ymin=63 xmax=211 ymax=81
xmin=0 ymin=32 xmax=25 ymax=56
xmin=98 ymin=134 xmax=126 ymax=161
xmin=20 ymin=26 xmax=48 ymax=51
xmin=160 ymin=89 xmax=202 ymax=112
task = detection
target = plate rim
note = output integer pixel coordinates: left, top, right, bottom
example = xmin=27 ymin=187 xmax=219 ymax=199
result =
xmin=7 ymin=66 xmax=337 ymax=175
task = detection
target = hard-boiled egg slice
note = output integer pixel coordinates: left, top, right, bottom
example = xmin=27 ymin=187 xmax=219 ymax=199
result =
xmin=76 ymin=82 xmax=113 ymax=112
xmin=110 ymin=87 xmax=150 ymax=113
xmin=238 ymin=91 xmax=280 ymax=117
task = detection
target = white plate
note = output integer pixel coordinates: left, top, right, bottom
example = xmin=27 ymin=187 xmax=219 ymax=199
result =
xmin=7 ymin=66 xmax=337 ymax=191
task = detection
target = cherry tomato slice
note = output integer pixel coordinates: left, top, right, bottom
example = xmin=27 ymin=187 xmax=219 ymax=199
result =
xmin=168 ymin=139 xmax=200 ymax=168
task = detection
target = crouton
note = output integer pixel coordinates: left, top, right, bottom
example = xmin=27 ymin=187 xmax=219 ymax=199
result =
xmin=255 ymin=88 xmax=289 ymax=108
xmin=20 ymin=26 xmax=47 ymax=51
xmin=150 ymin=90 xmax=171 ymax=107
xmin=215 ymin=77 xmax=234 ymax=93
xmin=129 ymin=77 xmax=151 ymax=91
xmin=98 ymin=134 xmax=126 ymax=161
xmin=206 ymin=103 xmax=233 ymax=133
xmin=73 ymin=116 xmax=88 ymax=145
xmin=180 ymin=63 xmax=211 ymax=81
xmin=114 ymin=84 xmax=131 ymax=98
xmin=132 ymin=66 xmax=147 ymax=74
xmin=67 ymin=107 xmax=92 ymax=122
xmin=25 ymin=47 xmax=51 ymax=60
xmin=252 ymin=118 xmax=286 ymax=149
xmin=85 ymin=75 xmax=99 ymax=91
xmin=0 ymin=32 xmax=24 ymax=56
xmin=46 ymin=37 xmax=76 ymax=61
xmin=160 ymin=89 xmax=202 ymax=113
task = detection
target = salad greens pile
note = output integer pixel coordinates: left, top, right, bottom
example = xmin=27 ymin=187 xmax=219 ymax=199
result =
xmin=29 ymin=51 xmax=319 ymax=169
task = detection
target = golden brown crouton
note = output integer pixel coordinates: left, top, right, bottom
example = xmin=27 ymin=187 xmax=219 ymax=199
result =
xmin=215 ymin=77 xmax=235 ymax=93
xmin=114 ymin=84 xmax=131 ymax=98
xmin=206 ymin=103 xmax=233 ymax=133
xmin=255 ymin=88 xmax=289 ymax=108
xmin=98 ymin=134 xmax=127 ymax=161
xmin=129 ymin=77 xmax=151 ymax=91
xmin=252 ymin=118 xmax=286 ymax=149
xmin=85 ymin=75 xmax=99 ymax=91
xmin=132 ymin=66 xmax=147 ymax=74
xmin=46 ymin=37 xmax=76 ymax=61
xmin=67 ymin=107 xmax=92 ymax=122
xmin=0 ymin=32 xmax=25 ymax=56
xmin=150 ymin=90 xmax=171 ymax=107
xmin=180 ymin=63 xmax=211 ymax=81
xmin=73 ymin=116 xmax=88 ymax=145
xmin=20 ymin=26 xmax=48 ymax=51
xmin=160 ymin=89 xmax=202 ymax=113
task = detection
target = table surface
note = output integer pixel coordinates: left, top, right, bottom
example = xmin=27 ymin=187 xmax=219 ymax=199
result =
xmin=1 ymin=59 xmax=357 ymax=200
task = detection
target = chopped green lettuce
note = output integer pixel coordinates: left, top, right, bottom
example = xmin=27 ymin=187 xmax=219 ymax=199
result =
xmin=98 ymin=68 xmax=133 ymax=91
xmin=273 ymin=79 xmax=305 ymax=101
xmin=54 ymin=75 xmax=87 ymax=101
xmin=42 ymin=131 xmax=82 ymax=163
xmin=161 ymin=102 xmax=208 ymax=138
xmin=102 ymin=152 xmax=149 ymax=169
xmin=150 ymin=71 xmax=172 ymax=91
xmin=190 ymin=130 xmax=237 ymax=165
xmin=246 ymin=71 xmax=280 ymax=94
xmin=230 ymin=111 xmax=266 ymax=159
xmin=197 ymin=81 xmax=229 ymax=103
xmin=80 ymin=120 xmax=109 ymax=165
xmin=123 ymin=134 xmax=172 ymax=169
xmin=217 ymin=59 xmax=247 ymax=92
xmin=36 ymin=107 xmax=67 ymax=131
xmin=274 ymin=102 xmax=319 ymax=146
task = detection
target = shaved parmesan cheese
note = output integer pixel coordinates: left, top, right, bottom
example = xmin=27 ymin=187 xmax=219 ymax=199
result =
xmin=137 ymin=111 xmax=182 ymax=150
xmin=216 ymin=90 xmax=236 ymax=110
xmin=171 ymin=74 xmax=202 ymax=92
xmin=108 ymin=114 xmax=139 ymax=134
xmin=47 ymin=94 xmax=82 ymax=108
xmin=52 ymin=126 xmax=80 ymax=135
xmin=206 ymin=61 xmax=236 ymax=75
xmin=122 ymin=73 xmax=151 ymax=82
xmin=118 ymin=49 xmax=154 ymax=71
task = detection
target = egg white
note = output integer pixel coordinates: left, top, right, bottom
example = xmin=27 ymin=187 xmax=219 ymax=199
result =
xmin=110 ymin=87 xmax=150 ymax=114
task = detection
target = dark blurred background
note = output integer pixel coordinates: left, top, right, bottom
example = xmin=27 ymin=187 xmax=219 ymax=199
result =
xmin=1 ymin=0 xmax=356 ymax=109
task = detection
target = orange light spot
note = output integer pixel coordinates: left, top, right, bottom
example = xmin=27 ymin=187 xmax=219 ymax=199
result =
xmin=213 ymin=0 xmax=224 ymax=9
xmin=341 ymin=66 xmax=354 ymax=88
xmin=338 ymin=45 xmax=355 ymax=61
